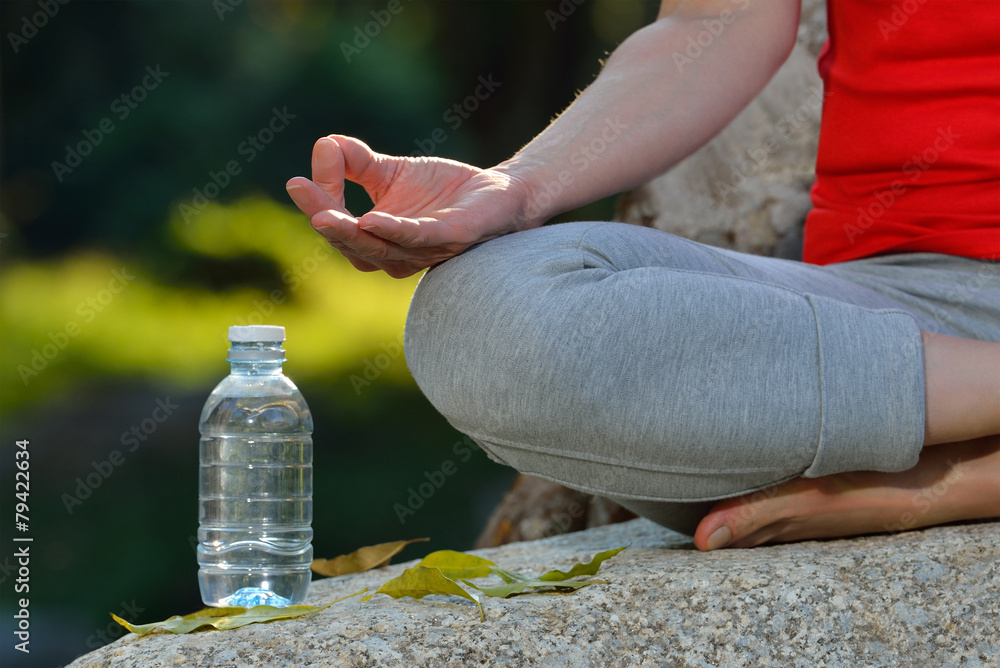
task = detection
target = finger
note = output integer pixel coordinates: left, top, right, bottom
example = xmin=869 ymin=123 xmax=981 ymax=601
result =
xmin=311 ymin=137 xmax=348 ymax=209
xmin=285 ymin=177 xmax=310 ymax=213
xmin=326 ymin=134 xmax=402 ymax=202
xmin=311 ymin=209 xmax=393 ymax=263
xmin=358 ymin=210 xmax=470 ymax=250
xmin=309 ymin=211 xmax=382 ymax=272
xmin=286 ymin=176 xmax=351 ymax=219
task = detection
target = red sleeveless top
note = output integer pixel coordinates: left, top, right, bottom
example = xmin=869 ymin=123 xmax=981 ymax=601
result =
xmin=803 ymin=0 xmax=1000 ymax=265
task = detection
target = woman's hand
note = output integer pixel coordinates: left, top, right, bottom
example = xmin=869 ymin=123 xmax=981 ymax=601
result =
xmin=286 ymin=135 xmax=534 ymax=278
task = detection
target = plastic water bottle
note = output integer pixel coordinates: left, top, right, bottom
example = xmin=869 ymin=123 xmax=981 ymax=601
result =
xmin=197 ymin=325 xmax=313 ymax=607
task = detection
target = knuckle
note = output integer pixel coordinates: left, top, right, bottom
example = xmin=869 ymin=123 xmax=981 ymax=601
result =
xmin=322 ymin=237 xmax=352 ymax=254
xmin=394 ymin=226 xmax=424 ymax=248
xmin=357 ymin=243 xmax=390 ymax=261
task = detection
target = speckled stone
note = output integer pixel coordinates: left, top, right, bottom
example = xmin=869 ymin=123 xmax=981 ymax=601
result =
xmin=68 ymin=519 xmax=1000 ymax=667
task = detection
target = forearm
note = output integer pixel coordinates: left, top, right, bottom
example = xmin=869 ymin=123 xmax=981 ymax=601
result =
xmin=495 ymin=0 xmax=800 ymax=227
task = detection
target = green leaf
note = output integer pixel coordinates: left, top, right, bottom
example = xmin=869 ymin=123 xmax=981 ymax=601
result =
xmin=363 ymin=565 xmax=484 ymax=621
xmin=537 ymin=546 xmax=628 ymax=582
xmin=312 ymin=538 xmax=429 ymax=577
xmin=416 ymin=550 xmax=496 ymax=579
xmin=466 ymin=546 xmax=628 ymax=598
xmin=112 ymin=589 xmax=366 ymax=635
xmin=488 ymin=567 xmax=528 ymax=584
xmin=466 ymin=577 xmax=601 ymax=598
xmin=360 ymin=544 xmax=627 ymax=618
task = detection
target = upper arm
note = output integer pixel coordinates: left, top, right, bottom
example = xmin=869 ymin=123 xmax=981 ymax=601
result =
xmin=655 ymin=0 xmax=802 ymax=65
xmin=658 ymin=0 xmax=800 ymax=21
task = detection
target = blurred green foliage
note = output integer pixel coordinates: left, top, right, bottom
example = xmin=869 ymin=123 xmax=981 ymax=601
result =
xmin=1 ymin=197 xmax=420 ymax=411
xmin=1 ymin=0 xmax=658 ymax=665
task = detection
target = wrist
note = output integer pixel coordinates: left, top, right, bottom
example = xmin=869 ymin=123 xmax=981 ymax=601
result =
xmin=491 ymin=157 xmax=560 ymax=229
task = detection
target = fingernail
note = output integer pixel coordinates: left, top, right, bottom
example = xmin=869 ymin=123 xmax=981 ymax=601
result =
xmin=315 ymin=138 xmax=337 ymax=169
xmin=706 ymin=526 xmax=732 ymax=551
xmin=285 ymin=184 xmax=306 ymax=205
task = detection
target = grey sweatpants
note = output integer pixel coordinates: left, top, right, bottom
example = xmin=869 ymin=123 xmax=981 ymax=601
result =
xmin=404 ymin=222 xmax=1000 ymax=533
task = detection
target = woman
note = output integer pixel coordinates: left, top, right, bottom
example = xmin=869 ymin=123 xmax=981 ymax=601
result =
xmin=286 ymin=0 xmax=1000 ymax=550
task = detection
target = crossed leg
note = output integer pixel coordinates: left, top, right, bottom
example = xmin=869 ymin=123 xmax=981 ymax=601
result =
xmin=405 ymin=223 xmax=1000 ymax=550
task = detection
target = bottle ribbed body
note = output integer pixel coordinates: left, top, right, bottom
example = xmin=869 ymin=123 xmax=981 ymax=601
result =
xmin=197 ymin=332 xmax=313 ymax=607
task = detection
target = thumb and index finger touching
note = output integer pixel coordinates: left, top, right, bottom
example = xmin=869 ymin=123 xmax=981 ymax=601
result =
xmin=287 ymin=136 xmax=439 ymax=250
xmin=285 ymin=135 xmax=393 ymax=218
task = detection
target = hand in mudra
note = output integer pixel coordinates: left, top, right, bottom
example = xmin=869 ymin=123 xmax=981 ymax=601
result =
xmin=286 ymin=135 xmax=532 ymax=278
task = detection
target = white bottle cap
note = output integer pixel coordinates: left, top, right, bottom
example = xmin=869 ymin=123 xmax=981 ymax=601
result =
xmin=228 ymin=325 xmax=286 ymax=342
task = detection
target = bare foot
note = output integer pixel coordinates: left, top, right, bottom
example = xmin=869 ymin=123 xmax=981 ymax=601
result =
xmin=692 ymin=435 xmax=1000 ymax=550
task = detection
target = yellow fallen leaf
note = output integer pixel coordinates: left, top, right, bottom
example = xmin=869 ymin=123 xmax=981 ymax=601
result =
xmin=362 ymin=566 xmax=484 ymax=621
xmin=112 ymin=589 xmax=366 ymax=635
xmin=416 ymin=550 xmax=496 ymax=579
xmin=312 ymin=538 xmax=429 ymax=577
xmin=537 ymin=546 xmax=628 ymax=582
xmin=468 ymin=546 xmax=627 ymax=597
xmin=466 ymin=576 xmax=603 ymax=598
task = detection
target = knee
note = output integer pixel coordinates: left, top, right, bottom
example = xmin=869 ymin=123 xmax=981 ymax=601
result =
xmin=403 ymin=233 xmax=530 ymax=436
xmin=404 ymin=224 xmax=598 ymax=437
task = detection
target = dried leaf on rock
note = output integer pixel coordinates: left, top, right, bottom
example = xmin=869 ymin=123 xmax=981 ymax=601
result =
xmin=112 ymin=590 xmax=365 ymax=635
xmin=312 ymin=538 xmax=429 ymax=577
xmin=363 ymin=565 xmax=484 ymax=621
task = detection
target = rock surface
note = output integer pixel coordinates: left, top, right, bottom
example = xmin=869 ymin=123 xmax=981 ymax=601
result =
xmin=71 ymin=518 xmax=999 ymax=667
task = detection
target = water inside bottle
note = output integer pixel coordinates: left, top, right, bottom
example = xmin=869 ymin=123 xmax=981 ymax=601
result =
xmin=198 ymin=394 xmax=313 ymax=606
